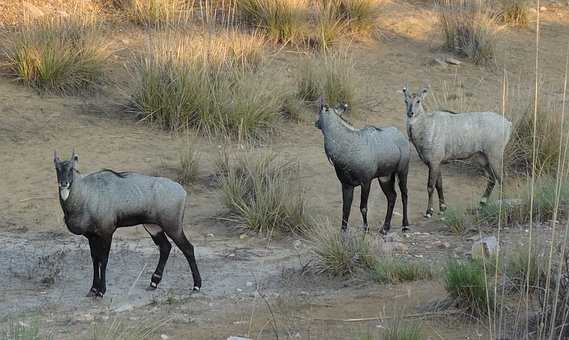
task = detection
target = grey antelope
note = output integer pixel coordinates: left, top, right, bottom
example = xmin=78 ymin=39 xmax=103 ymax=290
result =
xmin=403 ymin=87 xmax=512 ymax=218
xmin=315 ymin=99 xmax=411 ymax=234
xmin=54 ymin=150 xmax=201 ymax=297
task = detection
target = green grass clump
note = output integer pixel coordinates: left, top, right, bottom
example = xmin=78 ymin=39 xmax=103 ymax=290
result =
xmin=307 ymin=220 xmax=379 ymax=276
xmin=218 ymin=150 xmax=306 ymax=234
xmin=1 ymin=15 xmax=111 ymax=94
xmin=296 ymin=53 xmax=355 ymax=106
xmin=496 ymin=0 xmax=529 ymax=26
xmin=130 ymin=31 xmax=279 ymax=138
xmin=441 ymin=207 xmax=466 ymax=234
xmin=507 ymin=103 xmax=565 ymax=176
xmin=444 ymin=260 xmax=494 ymax=316
xmin=435 ymin=0 xmax=496 ymax=65
xmin=503 ymin=242 xmax=544 ymax=293
xmin=237 ymin=0 xmax=307 ymax=44
xmin=382 ymin=319 xmax=424 ymax=340
xmin=372 ymin=259 xmax=433 ymax=284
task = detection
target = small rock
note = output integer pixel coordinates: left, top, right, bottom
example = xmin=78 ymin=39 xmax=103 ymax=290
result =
xmin=161 ymin=335 xmax=170 ymax=340
xmin=207 ymin=233 xmax=214 ymax=238
xmin=383 ymin=233 xmax=404 ymax=243
xmin=446 ymin=57 xmax=462 ymax=65
xmin=471 ymin=236 xmax=499 ymax=260
xmin=227 ymin=337 xmax=252 ymax=340
xmin=228 ymin=253 xmax=235 ymax=257
xmin=246 ymin=281 xmax=254 ymax=287
xmin=540 ymin=6 xmax=547 ymax=11
xmin=414 ymin=254 xmax=424 ymax=258
xmin=434 ymin=240 xmax=450 ymax=249
xmin=236 ymin=288 xmax=243 ymax=292
xmin=433 ymin=57 xmax=447 ymax=67
xmin=293 ymin=240 xmax=302 ymax=249
xmin=239 ymin=234 xmax=248 ymax=240
xmin=77 ymin=314 xmax=94 ymax=322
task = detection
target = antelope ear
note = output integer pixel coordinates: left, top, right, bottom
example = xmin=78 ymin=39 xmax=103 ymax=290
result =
xmin=419 ymin=88 xmax=428 ymax=99
xmin=54 ymin=150 xmax=60 ymax=166
xmin=70 ymin=149 xmax=78 ymax=166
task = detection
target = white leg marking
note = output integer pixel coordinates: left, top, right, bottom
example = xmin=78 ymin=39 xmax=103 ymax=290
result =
xmin=144 ymin=224 xmax=163 ymax=236
xmin=379 ymin=176 xmax=391 ymax=183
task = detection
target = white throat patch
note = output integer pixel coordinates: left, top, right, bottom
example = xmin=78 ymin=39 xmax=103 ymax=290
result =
xmin=60 ymin=187 xmax=70 ymax=201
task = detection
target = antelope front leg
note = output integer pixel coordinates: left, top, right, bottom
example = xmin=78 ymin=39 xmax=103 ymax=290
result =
xmin=436 ymin=172 xmax=447 ymax=213
xmin=425 ymin=163 xmax=440 ymax=218
xmin=86 ymin=235 xmax=100 ymax=297
xmin=360 ymin=181 xmax=371 ymax=232
xmin=341 ymin=183 xmax=354 ymax=232
xmin=96 ymin=234 xmax=113 ymax=297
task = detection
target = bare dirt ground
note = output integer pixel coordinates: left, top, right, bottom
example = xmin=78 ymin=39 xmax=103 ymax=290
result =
xmin=1 ymin=1 xmax=569 ymax=339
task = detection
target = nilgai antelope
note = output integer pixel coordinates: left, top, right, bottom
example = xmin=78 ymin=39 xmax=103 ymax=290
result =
xmin=54 ymin=150 xmax=201 ymax=297
xmin=403 ymin=87 xmax=512 ymax=218
xmin=315 ymin=99 xmax=411 ymax=234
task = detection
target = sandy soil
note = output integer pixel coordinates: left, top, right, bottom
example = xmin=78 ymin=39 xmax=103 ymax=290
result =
xmin=1 ymin=0 xmax=569 ymax=339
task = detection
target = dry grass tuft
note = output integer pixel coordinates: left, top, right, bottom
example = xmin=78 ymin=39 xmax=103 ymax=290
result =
xmin=495 ymin=0 xmax=529 ymax=26
xmin=296 ymin=53 xmax=355 ymax=106
xmin=178 ymin=140 xmax=200 ymax=185
xmin=435 ymin=0 xmax=497 ymax=65
xmin=237 ymin=0 xmax=307 ymax=44
xmin=129 ymin=30 xmax=281 ymax=138
xmin=307 ymin=220 xmax=379 ymax=276
xmin=118 ymin=0 xmax=187 ymax=27
xmin=0 ymin=14 xmax=111 ymax=94
xmin=217 ymin=149 xmax=306 ymax=234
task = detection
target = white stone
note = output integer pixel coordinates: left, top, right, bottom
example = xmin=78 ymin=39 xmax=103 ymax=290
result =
xmin=471 ymin=236 xmax=499 ymax=260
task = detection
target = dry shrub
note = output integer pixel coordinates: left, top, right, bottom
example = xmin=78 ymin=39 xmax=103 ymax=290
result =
xmin=113 ymin=0 xmax=187 ymax=27
xmin=495 ymin=0 xmax=529 ymax=26
xmin=435 ymin=0 xmax=497 ymax=65
xmin=0 ymin=14 xmax=111 ymax=94
xmin=237 ymin=0 xmax=307 ymax=44
xmin=506 ymin=97 xmax=567 ymax=176
xmin=129 ymin=30 xmax=281 ymax=138
xmin=307 ymin=220 xmax=379 ymax=276
xmin=217 ymin=149 xmax=306 ymax=234
xmin=296 ymin=53 xmax=355 ymax=107
xmin=178 ymin=141 xmax=200 ymax=184
xmin=312 ymin=1 xmax=349 ymax=50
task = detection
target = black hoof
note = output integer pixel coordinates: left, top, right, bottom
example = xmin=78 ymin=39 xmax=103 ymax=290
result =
xmin=150 ymin=273 xmax=161 ymax=289
xmin=86 ymin=288 xmax=98 ymax=298
xmin=402 ymin=226 xmax=410 ymax=232
xmin=424 ymin=209 xmax=434 ymax=219
xmin=193 ymin=286 xmax=201 ymax=292
xmin=379 ymin=227 xmax=390 ymax=235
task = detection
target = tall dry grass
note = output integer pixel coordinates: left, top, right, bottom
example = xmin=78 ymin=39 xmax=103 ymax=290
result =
xmin=307 ymin=219 xmax=379 ymax=276
xmin=236 ymin=0 xmax=307 ymax=44
xmin=495 ymin=0 xmax=530 ymax=26
xmin=435 ymin=0 xmax=497 ymax=65
xmin=129 ymin=30 xmax=282 ymax=138
xmin=296 ymin=53 xmax=355 ymax=106
xmin=217 ymin=149 xmax=306 ymax=234
xmin=0 ymin=14 xmax=112 ymax=94
xmin=118 ymin=0 xmax=187 ymax=27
